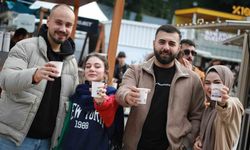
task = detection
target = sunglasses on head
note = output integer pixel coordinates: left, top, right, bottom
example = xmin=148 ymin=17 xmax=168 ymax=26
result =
xmin=183 ymin=49 xmax=197 ymax=56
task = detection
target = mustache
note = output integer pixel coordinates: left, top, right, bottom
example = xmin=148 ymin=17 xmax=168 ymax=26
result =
xmin=159 ymin=49 xmax=170 ymax=55
xmin=55 ymin=31 xmax=68 ymax=36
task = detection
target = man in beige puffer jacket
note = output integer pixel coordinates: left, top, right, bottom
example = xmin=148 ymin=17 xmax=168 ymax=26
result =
xmin=0 ymin=4 xmax=78 ymax=150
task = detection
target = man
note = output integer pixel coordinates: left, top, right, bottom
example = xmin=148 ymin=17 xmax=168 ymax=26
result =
xmin=116 ymin=25 xmax=205 ymax=150
xmin=180 ymin=39 xmax=205 ymax=81
xmin=9 ymin=28 xmax=29 ymax=50
xmin=114 ymin=51 xmax=128 ymax=87
xmin=0 ymin=4 xmax=78 ymax=150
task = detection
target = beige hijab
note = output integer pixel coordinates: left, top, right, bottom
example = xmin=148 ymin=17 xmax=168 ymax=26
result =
xmin=200 ymin=65 xmax=234 ymax=150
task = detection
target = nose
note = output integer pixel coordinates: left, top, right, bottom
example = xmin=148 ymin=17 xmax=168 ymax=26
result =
xmin=207 ymin=84 xmax=212 ymax=91
xmin=163 ymin=43 xmax=170 ymax=50
xmin=89 ymin=66 xmax=95 ymax=71
xmin=58 ymin=24 xmax=66 ymax=33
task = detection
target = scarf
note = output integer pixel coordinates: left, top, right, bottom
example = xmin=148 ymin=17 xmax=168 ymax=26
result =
xmin=200 ymin=65 xmax=234 ymax=150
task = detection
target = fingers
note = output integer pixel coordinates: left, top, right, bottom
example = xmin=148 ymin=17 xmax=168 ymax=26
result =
xmin=93 ymin=85 xmax=108 ymax=104
xmin=193 ymin=141 xmax=202 ymax=150
xmin=97 ymin=87 xmax=107 ymax=97
xmin=33 ymin=63 xmax=60 ymax=83
xmin=221 ymin=85 xmax=229 ymax=103
xmin=125 ymin=86 xmax=140 ymax=106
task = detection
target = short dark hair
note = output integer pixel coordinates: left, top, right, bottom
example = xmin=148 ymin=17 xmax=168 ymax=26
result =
xmin=155 ymin=24 xmax=182 ymax=40
xmin=13 ymin=28 xmax=28 ymax=37
xmin=180 ymin=39 xmax=196 ymax=48
xmin=117 ymin=51 xmax=126 ymax=58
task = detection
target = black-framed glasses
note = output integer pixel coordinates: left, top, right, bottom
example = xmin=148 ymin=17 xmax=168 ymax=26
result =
xmin=183 ymin=49 xmax=197 ymax=56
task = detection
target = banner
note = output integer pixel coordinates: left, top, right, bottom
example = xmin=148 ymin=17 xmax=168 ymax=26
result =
xmin=77 ymin=17 xmax=99 ymax=34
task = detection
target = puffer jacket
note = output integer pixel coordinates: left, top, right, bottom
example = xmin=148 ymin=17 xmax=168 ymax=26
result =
xmin=0 ymin=36 xmax=79 ymax=148
xmin=116 ymin=57 xmax=205 ymax=150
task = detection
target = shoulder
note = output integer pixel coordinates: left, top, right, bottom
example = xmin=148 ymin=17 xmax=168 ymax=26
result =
xmin=107 ymin=86 xmax=117 ymax=95
xmin=228 ymin=97 xmax=244 ymax=111
xmin=18 ymin=37 xmax=39 ymax=46
xmin=176 ymin=61 xmax=201 ymax=80
xmin=14 ymin=37 xmax=41 ymax=53
xmin=8 ymin=37 xmax=39 ymax=57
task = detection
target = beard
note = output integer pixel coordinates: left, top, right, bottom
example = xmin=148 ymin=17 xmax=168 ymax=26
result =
xmin=154 ymin=48 xmax=178 ymax=64
xmin=48 ymin=31 xmax=68 ymax=44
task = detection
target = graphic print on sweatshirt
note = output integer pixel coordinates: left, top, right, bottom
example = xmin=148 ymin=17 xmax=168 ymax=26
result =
xmin=70 ymin=102 xmax=104 ymax=129
xmin=62 ymin=102 xmax=109 ymax=150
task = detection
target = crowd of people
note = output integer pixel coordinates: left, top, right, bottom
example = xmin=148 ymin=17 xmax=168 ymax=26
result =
xmin=0 ymin=3 xmax=245 ymax=150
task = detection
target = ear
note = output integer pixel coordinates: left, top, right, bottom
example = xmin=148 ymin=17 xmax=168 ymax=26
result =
xmin=46 ymin=16 xmax=50 ymax=26
xmin=177 ymin=45 xmax=181 ymax=53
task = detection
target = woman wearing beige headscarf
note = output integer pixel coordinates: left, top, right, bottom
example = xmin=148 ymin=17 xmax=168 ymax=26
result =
xmin=193 ymin=65 xmax=244 ymax=150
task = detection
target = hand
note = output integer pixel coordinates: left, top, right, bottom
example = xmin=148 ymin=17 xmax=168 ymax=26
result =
xmin=218 ymin=85 xmax=230 ymax=106
xmin=124 ymin=86 xmax=140 ymax=106
xmin=94 ymin=84 xmax=108 ymax=105
xmin=33 ymin=62 xmax=59 ymax=83
xmin=182 ymin=58 xmax=193 ymax=70
xmin=193 ymin=139 xmax=202 ymax=150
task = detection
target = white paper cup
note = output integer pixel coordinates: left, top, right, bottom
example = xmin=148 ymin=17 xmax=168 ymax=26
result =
xmin=137 ymin=88 xmax=151 ymax=104
xmin=91 ymin=81 xmax=105 ymax=98
xmin=211 ymin=83 xmax=223 ymax=101
xmin=49 ymin=61 xmax=63 ymax=77
xmin=112 ymin=82 xmax=118 ymax=89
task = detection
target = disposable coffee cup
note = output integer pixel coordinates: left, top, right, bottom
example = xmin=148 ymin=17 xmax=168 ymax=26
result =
xmin=49 ymin=61 xmax=63 ymax=77
xmin=112 ymin=82 xmax=118 ymax=89
xmin=91 ymin=81 xmax=105 ymax=98
xmin=211 ymin=83 xmax=223 ymax=101
xmin=137 ymin=88 xmax=151 ymax=104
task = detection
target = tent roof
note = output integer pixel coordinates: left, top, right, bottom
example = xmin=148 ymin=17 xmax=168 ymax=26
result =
xmin=6 ymin=1 xmax=37 ymax=14
xmin=30 ymin=1 xmax=108 ymax=21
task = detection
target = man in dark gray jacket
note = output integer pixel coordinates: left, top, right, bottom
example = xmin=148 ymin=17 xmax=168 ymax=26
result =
xmin=0 ymin=4 xmax=78 ymax=150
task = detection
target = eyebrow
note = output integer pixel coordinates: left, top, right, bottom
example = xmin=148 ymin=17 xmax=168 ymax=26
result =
xmin=86 ymin=63 xmax=102 ymax=65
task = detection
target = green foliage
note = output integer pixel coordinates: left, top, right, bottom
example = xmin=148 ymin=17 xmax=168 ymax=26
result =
xmin=135 ymin=12 xmax=142 ymax=21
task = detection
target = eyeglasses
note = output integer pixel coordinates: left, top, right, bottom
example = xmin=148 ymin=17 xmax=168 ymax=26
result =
xmin=183 ymin=49 xmax=197 ymax=56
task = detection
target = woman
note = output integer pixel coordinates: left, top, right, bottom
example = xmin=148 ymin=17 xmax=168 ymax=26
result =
xmin=55 ymin=53 xmax=123 ymax=150
xmin=194 ymin=65 xmax=244 ymax=150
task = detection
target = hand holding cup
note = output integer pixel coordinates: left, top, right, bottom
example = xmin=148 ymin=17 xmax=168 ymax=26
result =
xmin=33 ymin=61 xmax=62 ymax=83
xmin=125 ymin=86 xmax=150 ymax=106
xmin=91 ymin=81 xmax=108 ymax=105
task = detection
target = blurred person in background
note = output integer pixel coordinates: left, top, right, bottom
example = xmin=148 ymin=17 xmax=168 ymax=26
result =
xmin=113 ymin=51 xmax=128 ymax=87
xmin=179 ymin=39 xmax=205 ymax=81
xmin=9 ymin=28 xmax=29 ymax=50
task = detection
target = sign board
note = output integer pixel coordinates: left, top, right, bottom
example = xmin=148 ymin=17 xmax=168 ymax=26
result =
xmin=77 ymin=17 xmax=99 ymax=34
xmin=13 ymin=13 xmax=36 ymax=33
xmin=232 ymin=5 xmax=250 ymax=17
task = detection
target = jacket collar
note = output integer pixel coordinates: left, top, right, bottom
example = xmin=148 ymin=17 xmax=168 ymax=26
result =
xmin=141 ymin=56 xmax=190 ymax=79
xmin=37 ymin=24 xmax=75 ymax=61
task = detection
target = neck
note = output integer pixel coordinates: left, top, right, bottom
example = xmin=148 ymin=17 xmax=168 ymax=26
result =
xmin=47 ymin=32 xmax=61 ymax=52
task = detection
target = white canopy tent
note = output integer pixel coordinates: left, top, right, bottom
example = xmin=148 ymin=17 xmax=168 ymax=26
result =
xmin=30 ymin=1 xmax=108 ymax=22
